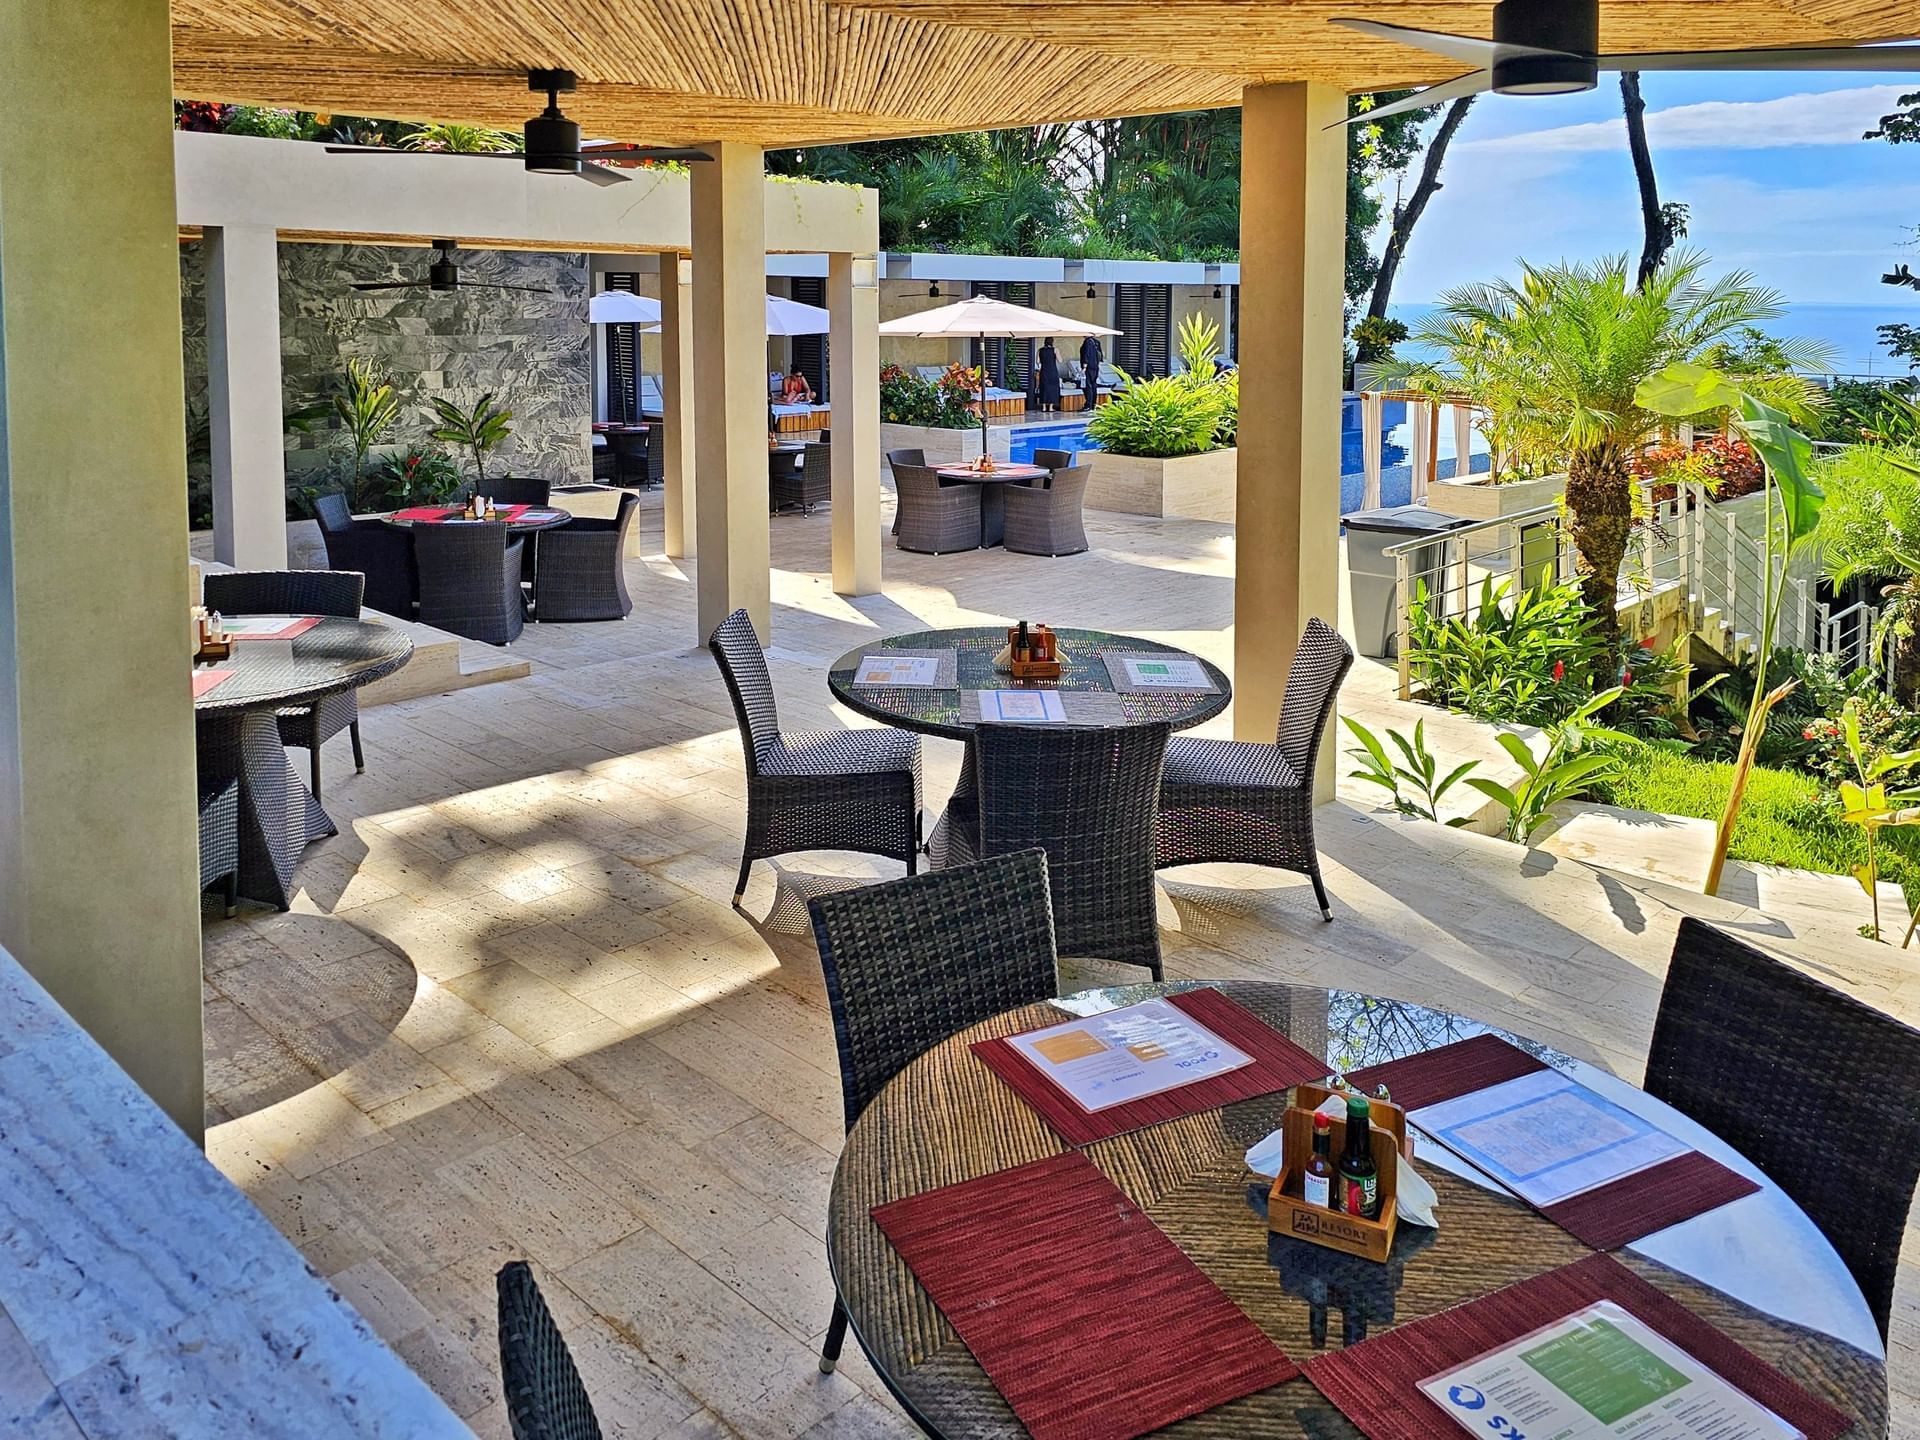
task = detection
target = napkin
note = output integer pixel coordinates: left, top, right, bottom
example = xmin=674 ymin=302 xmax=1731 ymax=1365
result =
xmin=1244 ymin=1095 xmax=1439 ymax=1228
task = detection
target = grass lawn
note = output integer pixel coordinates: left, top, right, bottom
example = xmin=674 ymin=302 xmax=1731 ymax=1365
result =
xmin=1594 ymin=742 xmax=1920 ymax=921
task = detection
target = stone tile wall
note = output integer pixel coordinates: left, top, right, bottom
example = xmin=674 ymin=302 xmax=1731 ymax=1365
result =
xmin=181 ymin=240 xmax=591 ymax=516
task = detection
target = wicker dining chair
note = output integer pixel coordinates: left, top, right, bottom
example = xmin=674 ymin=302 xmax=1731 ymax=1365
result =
xmin=885 ymin=447 xmax=924 ymax=536
xmin=496 ymin=1261 xmax=603 ymax=1440
xmin=531 ymin=492 xmax=637 ymax=622
xmin=201 ymin=569 xmax=367 ymax=801
xmin=1645 ymin=918 xmax=1920 ymax=1340
xmin=1155 ymin=618 xmax=1354 ymax=920
xmin=489 ymin=477 xmax=553 ymax=507
xmin=707 ymin=608 xmax=922 ymax=900
xmin=893 ymin=462 xmax=981 ymax=554
xmin=198 ymin=777 xmax=240 ymax=918
xmin=1031 ymin=447 xmax=1077 ymax=485
xmin=313 ymin=491 xmax=418 ymax=618
xmin=1002 ymin=465 xmax=1090 ymax=556
xmin=414 ymin=522 xmax=527 ymax=646
xmin=942 ymin=721 xmax=1171 ymax=979
xmin=806 ymin=849 xmax=1060 ymax=1373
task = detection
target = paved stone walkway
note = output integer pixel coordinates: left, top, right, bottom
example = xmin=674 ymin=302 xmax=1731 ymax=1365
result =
xmin=201 ymin=493 xmax=1914 ymax=1436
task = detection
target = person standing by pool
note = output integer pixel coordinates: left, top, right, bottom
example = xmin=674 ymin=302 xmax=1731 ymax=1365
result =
xmin=1078 ymin=332 xmax=1104 ymax=409
xmin=1037 ymin=339 xmax=1062 ymax=413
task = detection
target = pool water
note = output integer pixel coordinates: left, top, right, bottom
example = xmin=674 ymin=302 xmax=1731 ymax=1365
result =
xmin=1005 ymin=396 xmax=1490 ymax=513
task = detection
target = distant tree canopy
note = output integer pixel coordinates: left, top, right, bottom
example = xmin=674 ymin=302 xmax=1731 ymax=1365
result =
xmin=1866 ymin=89 xmax=1920 ymax=369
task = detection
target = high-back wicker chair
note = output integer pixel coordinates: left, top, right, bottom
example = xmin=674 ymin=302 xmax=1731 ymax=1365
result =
xmin=489 ymin=477 xmax=552 ymax=507
xmin=531 ymin=493 xmax=637 ymax=622
xmin=707 ymin=608 xmax=922 ymax=900
xmin=884 ymin=446 xmax=925 ymax=472
xmin=1155 ymin=617 xmax=1353 ymax=919
xmin=963 ymin=721 xmax=1171 ymax=978
xmin=770 ymin=443 xmax=832 ymax=516
xmin=201 ymin=569 xmax=367 ymax=801
xmin=496 ymin=1261 xmax=603 ymax=1440
xmin=413 ymin=522 xmax=526 ymax=646
xmin=892 ymin=463 xmax=981 ymax=554
xmin=805 ymin=849 xmax=1060 ymax=1374
xmin=1646 ymin=918 xmax=1920 ymax=1340
xmin=1002 ymin=465 xmax=1090 ymax=556
xmin=1031 ymin=447 xmax=1077 ymax=485
xmin=313 ymin=491 xmax=418 ymax=618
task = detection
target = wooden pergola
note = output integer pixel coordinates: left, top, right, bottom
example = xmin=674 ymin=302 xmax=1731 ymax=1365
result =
xmin=0 ymin=0 xmax=1912 ymax=1133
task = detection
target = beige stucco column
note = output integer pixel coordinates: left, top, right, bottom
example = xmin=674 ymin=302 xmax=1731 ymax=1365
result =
xmin=1235 ymin=82 xmax=1348 ymax=800
xmin=205 ymin=224 xmax=289 ymax=568
xmin=0 ymin=0 xmax=205 ymax=1135
xmin=828 ymin=254 xmax=882 ymax=595
xmin=691 ymin=143 xmax=771 ymax=641
xmin=658 ymin=254 xmax=697 ymax=559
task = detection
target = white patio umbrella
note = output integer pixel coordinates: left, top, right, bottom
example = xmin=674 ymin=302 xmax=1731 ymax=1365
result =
xmin=878 ymin=296 xmax=1118 ymax=455
xmin=763 ymin=295 xmax=830 ymax=336
xmin=588 ymin=290 xmax=662 ymax=325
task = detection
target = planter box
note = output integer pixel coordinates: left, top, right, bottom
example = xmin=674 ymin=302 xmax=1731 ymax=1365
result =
xmin=880 ymin=421 xmax=1010 ymax=470
xmin=1429 ymin=471 xmax=1565 ymax=522
xmin=1082 ymin=447 xmax=1235 ymax=523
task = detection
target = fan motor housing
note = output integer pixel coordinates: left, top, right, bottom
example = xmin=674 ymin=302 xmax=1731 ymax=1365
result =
xmin=1491 ymin=0 xmax=1599 ymax=94
xmin=524 ymin=112 xmax=581 ymax=175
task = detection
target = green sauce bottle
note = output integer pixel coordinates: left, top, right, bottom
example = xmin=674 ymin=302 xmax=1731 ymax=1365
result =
xmin=1337 ymin=1094 xmax=1381 ymax=1220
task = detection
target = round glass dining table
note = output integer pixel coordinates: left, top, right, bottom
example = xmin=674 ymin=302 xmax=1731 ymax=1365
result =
xmin=381 ymin=505 xmax=574 ymax=532
xmin=826 ymin=980 xmax=1888 ymax=1438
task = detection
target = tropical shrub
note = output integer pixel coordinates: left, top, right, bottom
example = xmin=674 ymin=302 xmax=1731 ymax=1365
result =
xmin=1809 ymin=379 xmax=1920 ymax=445
xmin=1833 ymin=698 xmax=1920 ymax=941
xmin=877 ymin=364 xmax=976 ymax=428
xmin=1815 ymin=440 xmax=1920 ymax=702
xmin=429 ymin=393 xmax=514 ymax=483
xmin=371 ymin=446 xmax=464 ymax=508
xmin=400 ymin=123 xmax=518 ymax=153
xmin=1465 ymin=688 xmax=1628 ymax=845
xmin=1630 ymin=433 xmax=1764 ymax=503
xmin=1342 ymin=717 xmax=1477 ymax=825
xmin=1350 ymin=315 xmax=1408 ymax=365
xmin=1084 ymin=371 xmax=1228 ymax=458
xmin=333 ymin=358 xmax=400 ymax=512
xmin=223 ymin=105 xmax=307 ymax=140
xmin=1407 ymin=577 xmax=1601 ymax=725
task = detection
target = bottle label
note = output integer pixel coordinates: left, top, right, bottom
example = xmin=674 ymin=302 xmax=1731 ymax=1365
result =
xmin=1303 ymin=1173 xmax=1330 ymax=1209
xmin=1342 ymin=1173 xmax=1379 ymax=1219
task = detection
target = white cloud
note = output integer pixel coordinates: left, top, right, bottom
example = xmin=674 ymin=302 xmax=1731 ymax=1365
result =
xmin=1461 ymin=83 xmax=1913 ymax=154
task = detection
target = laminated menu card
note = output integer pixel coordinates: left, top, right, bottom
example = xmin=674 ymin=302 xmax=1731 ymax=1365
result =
xmin=1122 ymin=656 xmax=1210 ymax=689
xmin=1420 ymin=1301 xmax=1802 ymax=1439
xmin=853 ymin=654 xmax=941 ymax=687
xmin=975 ymin=689 xmax=1067 ymax=723
xmin=1006 ymin=997 xmax=1253 ymax=1112
xmin=1412 ymin=1067 xmax=1687 ymax=1208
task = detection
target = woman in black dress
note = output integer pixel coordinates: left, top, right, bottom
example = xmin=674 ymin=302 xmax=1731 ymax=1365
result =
xmin=1036 ymin=339 xmax=1062 ymax=412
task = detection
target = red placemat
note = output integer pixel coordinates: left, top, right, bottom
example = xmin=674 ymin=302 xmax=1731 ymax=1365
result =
xmin=229 ymin=615 xmax=320 ymax=642
xmin=971 ymin=988 xmax=1328 ymax=1146
xmin=872 ymin=1152 xmax=1295 ymax=1440
xmin=391 ymin=505 xmax=453 ymax=522
xmin=191 ymin=668 xmax=234 ymax=698
xmin=1343 ymin=1032 xmax=1545 ymax=1111
xmin=1302 ymin=1252 xmax=1853 ymax=1440
xmin=1543 ymin=1150 xmax=1760 ymax=1251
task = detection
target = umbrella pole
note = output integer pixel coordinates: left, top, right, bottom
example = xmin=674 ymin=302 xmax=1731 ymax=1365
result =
xmin=978 ymin=331 xmax=988 ymax=465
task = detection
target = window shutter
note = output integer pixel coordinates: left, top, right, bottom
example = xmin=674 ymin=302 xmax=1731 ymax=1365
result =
xmin=789 ymin=276 xmax=827 ymax=402
xmin=603 ymin=273 xmax=640 ymax=423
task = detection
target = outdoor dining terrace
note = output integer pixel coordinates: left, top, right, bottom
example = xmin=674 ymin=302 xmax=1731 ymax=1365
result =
xmin=184 ymin=491 xmax=1919 ymax=1438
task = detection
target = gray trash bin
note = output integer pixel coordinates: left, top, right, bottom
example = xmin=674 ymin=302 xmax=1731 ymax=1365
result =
xmin=1342 ymin=505 xmax=1475 ymax=660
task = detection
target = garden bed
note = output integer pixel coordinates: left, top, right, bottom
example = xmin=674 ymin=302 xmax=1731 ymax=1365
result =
xmin=1081 ymin=448 xmax=1235 ymax=523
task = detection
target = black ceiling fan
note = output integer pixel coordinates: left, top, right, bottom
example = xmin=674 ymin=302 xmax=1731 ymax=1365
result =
xmin=1336 ymin=0 xmax=1920 ymax=124
xmin=327 ymin=69 xmax=711 ymax=184
xmin=350 ymin=239 xmax=552 ymax=294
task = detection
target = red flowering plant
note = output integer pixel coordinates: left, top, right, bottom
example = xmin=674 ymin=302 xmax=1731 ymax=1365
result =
xmin=1631 ymin=433 xmax=1765 ymax=505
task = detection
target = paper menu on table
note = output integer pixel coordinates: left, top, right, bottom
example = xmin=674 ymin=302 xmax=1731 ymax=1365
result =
xmin=1412 ymin=1068 xmax=1687 ymax=1208
xmin=219 ymin=616 xmax=301 ymax=635
xmin=853 ymin=654 xmax=942 ymax=688
xmin=1122 ymin=656 xmax=1210 ymax=689
xmin=977 ymin=689 xmax=1067 ymax=723
xmin=1005 ymin=997 xmax=1253 ymax=1112
xmin=1419 ymin=1302 xmax=1801 ymax=1440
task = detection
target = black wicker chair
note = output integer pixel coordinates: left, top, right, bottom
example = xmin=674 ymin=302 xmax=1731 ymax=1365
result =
xmin=414 ymin=522 xmax=526 ymax=646
xmin=606 ymin=431 xmax=651 ymax=490
xmin=1646 ymin=918 xmax=1920 ymax=1340
xmin=489 ymin=477 xmax=552 ymax=507
xmin=496 ymin=1260 xmax=602 ymax=1440
xmin=938 ymin=721 xmax=1171 ymax=979
xmin=1031 ymin=447 xmax=1077 ymax=485
xmin=885 ymin=448 xmax=924 ymax=536
xmin=773 ymin=440 xmax=831 ymax=515
xmin=1155 ymin=617 xmax=1353 ymax=920
xmin=893 ymin=463 xmax=981 ymax=554
xmin=707 ymin=608 xmax=922 ymax=900
xmin=202 ymin=569 xmax=367 ymax=801
xmin=313 ymin=491 xmax=417 ymax=618
xmin=198 ymin=777 xmax=239 ymax=918
xmin=806 ymin=849 xmax=1060 ymax=1373
xmin=532 ymin=493 xmax=637 ymax=622
xmin=1002 ymin=465 xmax=1090 ymax=556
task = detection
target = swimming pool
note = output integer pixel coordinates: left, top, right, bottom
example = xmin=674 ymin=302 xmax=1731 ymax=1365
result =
xmin=1005 ymin=396 xmax=1489 ymax=513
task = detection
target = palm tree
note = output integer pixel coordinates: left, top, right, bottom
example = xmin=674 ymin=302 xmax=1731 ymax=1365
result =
xmin=1409 ymin=252 xmax=1822 ymax=649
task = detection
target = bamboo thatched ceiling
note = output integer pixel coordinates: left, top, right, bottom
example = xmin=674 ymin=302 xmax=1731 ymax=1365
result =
xmin=168 ymin=1 xmax=1919 ymax=147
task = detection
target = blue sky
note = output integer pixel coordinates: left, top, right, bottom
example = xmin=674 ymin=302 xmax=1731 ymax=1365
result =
xmin=1386 ymin=71 xmax=1920 ymax=320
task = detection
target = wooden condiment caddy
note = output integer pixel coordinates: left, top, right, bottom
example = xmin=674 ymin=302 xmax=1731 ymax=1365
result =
xmin=1267 ymin=1084 xmax=1405 ymax=1262
xmin=1006 ymin=622 xmax=1062 ymax=680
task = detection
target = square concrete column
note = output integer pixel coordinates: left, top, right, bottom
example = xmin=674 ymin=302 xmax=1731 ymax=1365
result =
xmin=691 ymin=143 xmax=771 ymax=641
xmin=659 ymin=255 xmax=697 ymax=559
xmin=205 ymin=224 xmax=289 ymax=568
xmin=828 ymin=253 xmax=881 ymax=596
xmin=0 ymin=0 xmax=205 ymax=1135
xmin=1235 ymin=82 xmax=1348 ymax=800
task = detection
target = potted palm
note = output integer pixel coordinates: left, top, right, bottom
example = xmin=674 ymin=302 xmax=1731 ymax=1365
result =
xmin=428 ymin=393 xmax=515 ymax=487
xmin=1405 ymin=252 xmax=1821 ymax=648
xmin=333 ymin=358 xmax=400 ymax=513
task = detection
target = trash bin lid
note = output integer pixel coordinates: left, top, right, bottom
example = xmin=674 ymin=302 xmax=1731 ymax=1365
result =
xmin=1340 ymin=504 xmax=1476 ymax=534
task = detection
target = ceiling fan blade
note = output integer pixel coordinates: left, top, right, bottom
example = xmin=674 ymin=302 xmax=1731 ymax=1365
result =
xmin=579 ymin=144 xmax=715 ymax=163
xmin=578 ymin=162 xmax=631 ymax=186
xmin=1336 ymin=69 xmax=1493 ymax=127
xmin=351 ymin=281 xmax=430 ymax=290
xmin=1598 ymin=43 xmax=1920 ymax=73
xmin=459 ymin=282 xmax=556 ymax=293
xmin=1331 ymin=17 xmax=1570 ymax=67
xmin=325 ymin=146 xmax=531 ymax=158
